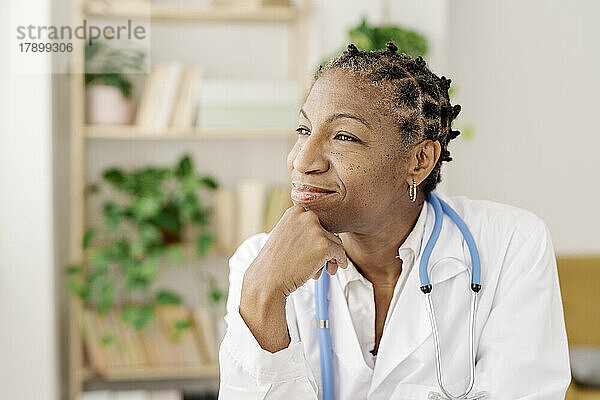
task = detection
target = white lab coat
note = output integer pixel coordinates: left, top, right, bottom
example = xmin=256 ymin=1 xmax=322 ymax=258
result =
xmin=218 ymin=190 xmax=571 ymax=399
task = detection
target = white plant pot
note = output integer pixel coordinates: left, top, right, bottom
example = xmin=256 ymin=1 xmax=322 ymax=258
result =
xmin=87 ymin=84 xmax=134 ymax=125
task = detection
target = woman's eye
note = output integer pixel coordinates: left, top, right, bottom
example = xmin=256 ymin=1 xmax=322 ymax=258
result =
xmin=335 ymin=132 xmax=359 ymax=142
xmin=295 ymin=127 xmax=310 ymax=136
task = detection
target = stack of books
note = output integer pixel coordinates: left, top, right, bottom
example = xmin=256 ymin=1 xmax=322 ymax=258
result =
xmin=134 ymin=62 xmax=300 ymax=133
xmin=214 ymin=181 xmax=292 ymax=252
xmin=135 ymin=64 xmax=203 ymax=130
xmin=82 ymin=305 xmax=217 ymax=374
xmin=78 ymin=390 xmax=181 ymax=400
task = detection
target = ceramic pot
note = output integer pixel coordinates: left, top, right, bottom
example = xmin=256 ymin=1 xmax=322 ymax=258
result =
xmin=87 ymin=84 xmax=134 ymax=125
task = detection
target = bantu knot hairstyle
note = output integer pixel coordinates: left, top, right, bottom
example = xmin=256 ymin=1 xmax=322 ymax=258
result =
xmin=310 ymin=41 xmax=462 ymax=198
xmin=347 ymin=43 xmax=360 ymax=56
xmin=385 ymin=41 xmax=398 ymax=54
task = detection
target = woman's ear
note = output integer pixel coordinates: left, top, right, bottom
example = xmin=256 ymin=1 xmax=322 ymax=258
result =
xmin=405 ymin=140 xmax=441 ymax=186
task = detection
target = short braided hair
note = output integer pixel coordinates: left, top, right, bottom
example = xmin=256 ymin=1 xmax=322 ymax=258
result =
xmin=310 ymin=41 xmax=462 ymax=198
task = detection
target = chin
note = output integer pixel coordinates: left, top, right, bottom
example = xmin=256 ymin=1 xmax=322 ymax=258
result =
xmin=304 ymin=206 xmax=348 ymax=233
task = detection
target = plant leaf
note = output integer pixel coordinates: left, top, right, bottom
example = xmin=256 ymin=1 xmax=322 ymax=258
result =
xmin=97 ymin=281 xmax=115 ymax=313
xmin=68 ymin=281 xmax=90 ymax=303
xmin=65 ymin=264 xmax=83 ymax=275
xmin=82 ymin=228 xmax=96 ymax=250
xmin=153 ymin=209 xmax=181 ymax=235
xmin=136 ymin=224 xmax=161 ymax=250
xmin=164 ymin=244 xmax=184 ymax=264
xmin=121 ymin=304 xmax=155 ymax=330
xmin=174 ymin=319 xmax=192 ymax=331
xmin=175 ymin=155 xmax=193 ymax=178
xmin=210 ymin=286 xmax=225 ymax=304
xmin=84 ymin=183 xmax=100 ymax=196
xmin=156 ymin=290 xmax=182 ymax=305
xmin=196 ymin=233 xmax=214 ymax=258
xmin=198 ymin=176 xmax=218 ymax=189
xmin=100 ymin=334 xmax=115 ymax=346
xmin=125 ymin=259 xmax=158 ymax=290
xmin=131 ymin=195 xmax=161 ymax=221
xmin=103 ymin=202 xmax=121 ymax=232
xmin=103 ymin=168 xmax=128 ymax=190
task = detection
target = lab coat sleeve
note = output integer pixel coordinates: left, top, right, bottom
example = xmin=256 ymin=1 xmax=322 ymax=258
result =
xmin=218 ymin=233 xmax=319 ymax=400
xmin=473 ymin=218 xmax=571 ymax=399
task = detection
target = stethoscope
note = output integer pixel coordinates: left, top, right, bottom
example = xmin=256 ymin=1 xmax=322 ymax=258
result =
xmin=315 ymin=192 xmax=489 ymax=400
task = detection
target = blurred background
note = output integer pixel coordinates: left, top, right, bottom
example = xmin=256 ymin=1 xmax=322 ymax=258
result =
xmin=1 ymin=0 xmax=599 ymax=399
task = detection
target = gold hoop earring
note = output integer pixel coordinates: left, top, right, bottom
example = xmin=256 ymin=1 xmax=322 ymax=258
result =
xmin=409 ymin=178 xmax=417 ymax=202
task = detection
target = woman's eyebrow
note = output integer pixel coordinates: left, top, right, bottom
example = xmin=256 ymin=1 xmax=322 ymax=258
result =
xmin=299 ymin=108 xmax=372 ymax=130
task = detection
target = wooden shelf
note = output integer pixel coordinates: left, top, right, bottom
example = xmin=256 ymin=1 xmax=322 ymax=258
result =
xmin=85 ymin=125 xmax=294 ymax=140
xmin=83 ymin=364 xmax=219 ymax=382
xmin=83 ymin=0 xmax=300 ymax=23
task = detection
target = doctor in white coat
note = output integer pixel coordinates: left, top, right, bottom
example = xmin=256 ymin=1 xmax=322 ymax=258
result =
xmin=218 ymin=43 xmax=571 ymax=399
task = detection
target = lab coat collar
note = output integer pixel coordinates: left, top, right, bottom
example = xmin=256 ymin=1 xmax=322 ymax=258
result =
xmin=328 ymin=189 xmax=470 ymax=394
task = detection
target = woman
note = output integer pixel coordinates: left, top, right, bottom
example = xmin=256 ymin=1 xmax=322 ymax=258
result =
xmin=218 ymin=43 xmax=571 ymax=399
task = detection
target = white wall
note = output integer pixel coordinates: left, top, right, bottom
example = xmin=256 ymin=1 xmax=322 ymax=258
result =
xmin=0 ymin=0 xmax=58 ymax=399
xmin=446 ymin=0 xmax=600 ymax=254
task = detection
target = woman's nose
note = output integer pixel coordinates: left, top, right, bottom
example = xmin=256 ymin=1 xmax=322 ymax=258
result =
xmin=292 ymin=137 xmax=329 ymax=174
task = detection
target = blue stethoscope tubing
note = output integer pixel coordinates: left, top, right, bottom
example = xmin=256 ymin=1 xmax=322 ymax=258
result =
xmin=315 ymin=270 xmax=334 ymax=400
xmin=315 ymin=192 xmax=487 ymax=400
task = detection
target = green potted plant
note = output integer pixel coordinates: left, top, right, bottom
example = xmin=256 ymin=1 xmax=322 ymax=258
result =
xmin=348 ymin=16 xmax=428 ymax=56
xmin=66 ymin=154 xmax=223 ymax=332
xmin=85 ymin=40 xmax=146 ymax=125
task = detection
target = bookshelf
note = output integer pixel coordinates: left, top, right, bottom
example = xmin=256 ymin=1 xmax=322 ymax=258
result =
xmin=68 ymin=0 xmax=311 ymax=399
xmin=85 ymin=125 xmax=293 ymax=140
xmin=84 ymin=0 xmax=299 ymax=22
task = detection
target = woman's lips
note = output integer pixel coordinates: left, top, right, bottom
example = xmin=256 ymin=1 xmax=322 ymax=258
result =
xmin=291 ymin=184 xmax=336 ymax=204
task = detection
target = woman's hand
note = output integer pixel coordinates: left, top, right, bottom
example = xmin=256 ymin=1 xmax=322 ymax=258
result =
xmin=238 ymin=205 xmax=348 ymax=353
xmin=245 ymin=204 xmax=348 ymax=299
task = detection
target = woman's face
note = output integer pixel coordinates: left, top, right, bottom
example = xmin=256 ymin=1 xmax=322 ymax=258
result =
xmin=287 ymin=69 xmax=410 ymax=233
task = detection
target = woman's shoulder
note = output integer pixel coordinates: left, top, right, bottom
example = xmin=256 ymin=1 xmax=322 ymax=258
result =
xmin=438 ymin=190 xmax=549 ymax=237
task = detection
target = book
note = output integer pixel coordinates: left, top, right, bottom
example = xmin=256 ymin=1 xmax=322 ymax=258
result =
xmin=93 ymin=310 xmax=127 ymax=369
xmin=169 ymin=66 xmax=202 ymax=129
xmin=82 ymin=309 xmax=109 ymax=374
xmin=82 ymin=304 xmax=212 ymax=373
xmin=77 ymin=390 xmax=113 ymax=400
xmin=153 ymin=63 xmax=184 ymax=129
xmin=263 ymin=185 xmax=292 ymax=232
xmin=155 ymin=305 xmax=205 ymax=366
xmin=192 ymin=306 xmax=218 ymax=364
xmin=236 ymin=179 xmax=267 ymax=246
xmin=140 ymin=312 xmax=174 ymax=366
xmin=135 ymin=63 xmax=184 ymax=131
xmin=149 ymin=391 xmax=182 ymax=400
xmin=105 ymin=309 xmax=130 ymax=368
xmin=112 ymin=308 xmax=148 ymax=367
xmin=114 ymin=391 xmax=150 ymax=400
xmin=135 ymin=64 xmax=163 ymax=128
xmin=214 ymin=186 xmax=236 ymax=253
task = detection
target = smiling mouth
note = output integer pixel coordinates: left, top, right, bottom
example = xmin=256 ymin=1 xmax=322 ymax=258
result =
xmin=291 ymin=183 xmax=337 ymax=204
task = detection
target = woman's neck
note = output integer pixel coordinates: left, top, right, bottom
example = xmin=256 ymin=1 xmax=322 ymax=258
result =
xmin=339 ymin=201 xmax=423 ymax=287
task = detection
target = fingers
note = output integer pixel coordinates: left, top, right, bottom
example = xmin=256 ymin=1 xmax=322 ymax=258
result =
xmin=323 ymin=230 xmax=342 ymax=246
xmin=326 ymin=260 xmax=338 ymax=275
xmin=322 ymin=239 xmax=348 ymax=270
xmin=313 ymin=267 xmax=323 ymax=280
xmin=312 ymin=262 xmax=337 ymax=280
